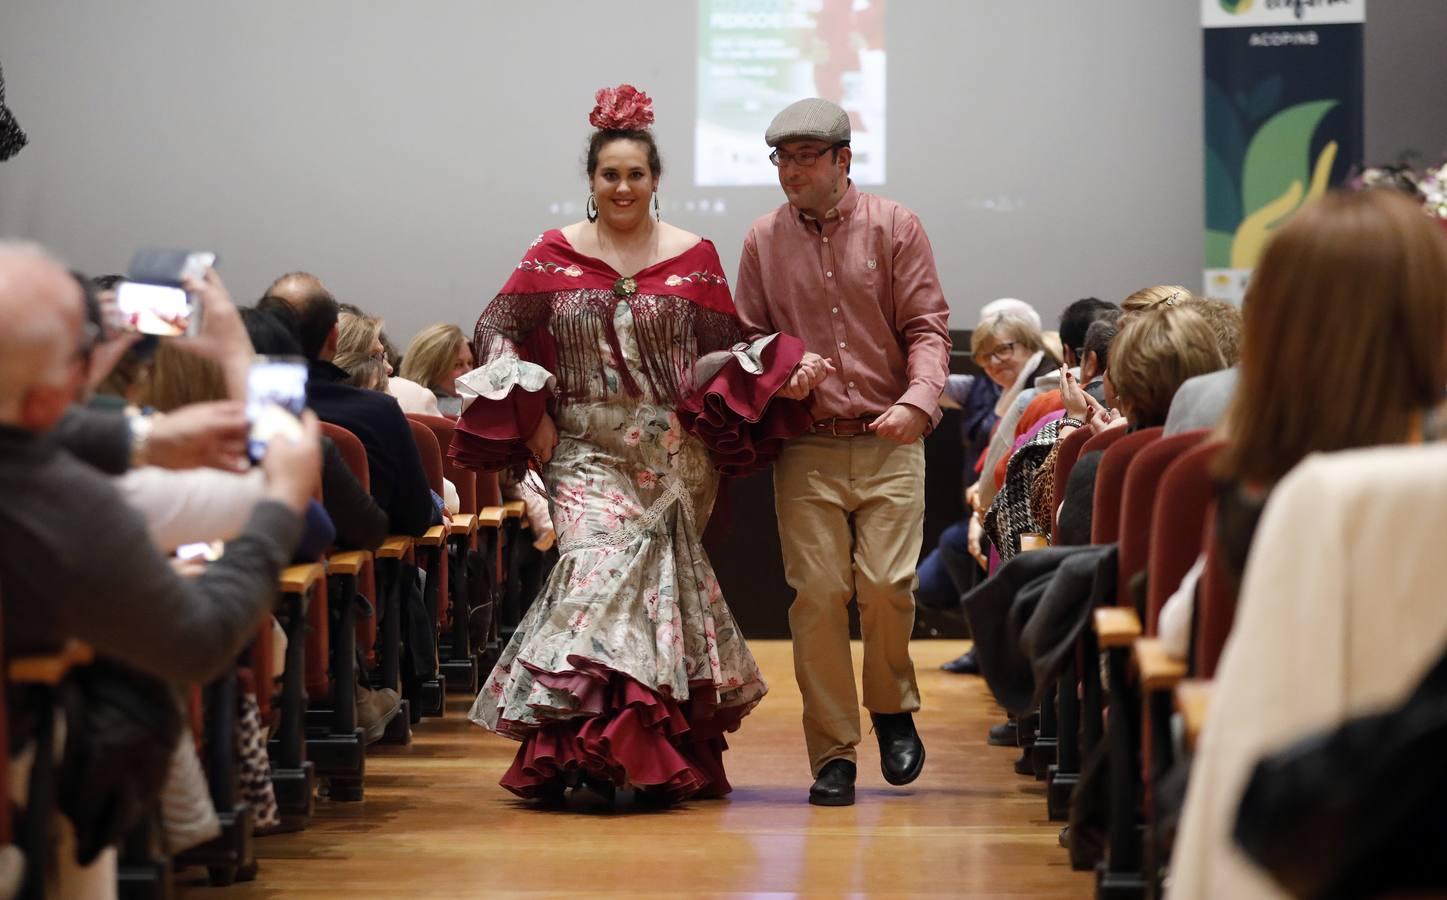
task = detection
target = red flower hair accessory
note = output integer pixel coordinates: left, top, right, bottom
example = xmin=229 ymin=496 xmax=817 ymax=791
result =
xmin=589 ymin=84 xmax=655 ymax=131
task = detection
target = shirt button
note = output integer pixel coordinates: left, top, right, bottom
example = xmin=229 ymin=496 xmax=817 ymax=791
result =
xmin=838 ymin=341 xmax=847 ymax=349
xmin=822 ymin=237 xmax=830 ymax=243
xmin=848 ymin=381 xmax=856 ymax=388
xmin=831 ymin=307 xmax=839 ymax=314
xmin=826 ymin=271 xmax=833 ymax=278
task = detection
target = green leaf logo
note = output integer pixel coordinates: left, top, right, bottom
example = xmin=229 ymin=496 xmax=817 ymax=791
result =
xmin=1219 ymin=0 xmax=1254 ymax=12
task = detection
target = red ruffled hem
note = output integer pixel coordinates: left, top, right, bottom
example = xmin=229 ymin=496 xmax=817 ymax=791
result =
xmin=679 ymin=333 xmax=813 ymax=477
xmin=449 ymin=383 xmax=550 ymax=471
xmin=494 ymin=657 xmax=750 ymax=802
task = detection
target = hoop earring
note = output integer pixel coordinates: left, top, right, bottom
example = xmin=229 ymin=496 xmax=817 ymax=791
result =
xmin=586 ymin=194 xmax=598 ymax=223
xmin=653 ymin=193 xmax=661 ymax=221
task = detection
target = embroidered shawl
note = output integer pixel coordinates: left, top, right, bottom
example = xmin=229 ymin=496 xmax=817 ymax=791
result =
xmin=473 ymin=230 xmax=741 ymax=405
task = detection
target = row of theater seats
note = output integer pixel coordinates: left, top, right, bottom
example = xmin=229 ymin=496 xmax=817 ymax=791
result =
xmin=993 ymin=422 xmax=1234 ymax=898
xmin=3 ymin=413 xmax=540 ymax=897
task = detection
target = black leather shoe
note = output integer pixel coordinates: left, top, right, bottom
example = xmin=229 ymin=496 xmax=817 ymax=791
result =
xmin=871 ymin=712 xmax=926 ymax=786
xmin=808 ymin=758 xmax=856 ymax=806
xmin=987 ymin=719 xmax=1017 ymax=747
xmin=940 ymin=648 xmax=980 ymax=675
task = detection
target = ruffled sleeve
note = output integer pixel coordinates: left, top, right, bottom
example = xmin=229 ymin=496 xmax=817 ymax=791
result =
xmin=678 ymin=332 xmax=813 ymax=477
xmin=448 ymin=355 xmax=556 ymax=471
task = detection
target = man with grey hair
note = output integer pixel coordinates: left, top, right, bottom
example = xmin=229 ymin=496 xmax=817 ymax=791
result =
xmin=0 ymin=242 xmax=320 ymax=892
xmin=734 ymin=98 xmax=951 ymax=806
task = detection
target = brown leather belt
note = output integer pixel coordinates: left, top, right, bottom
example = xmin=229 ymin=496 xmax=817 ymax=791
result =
xmin=810 ymin=415 xmax=880 ymax=437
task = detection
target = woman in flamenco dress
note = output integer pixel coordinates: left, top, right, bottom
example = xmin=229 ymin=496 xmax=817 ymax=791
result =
xmin=455 ymin=85 xmax=825 ymax=807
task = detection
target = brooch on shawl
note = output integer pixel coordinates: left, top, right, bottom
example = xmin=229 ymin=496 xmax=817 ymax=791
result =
xmin=613 ymin=276 xmax=638 ymax=297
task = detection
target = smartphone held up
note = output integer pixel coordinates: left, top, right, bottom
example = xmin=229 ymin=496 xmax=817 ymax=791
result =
xmin=116 ymin=249 xmax=217 ymax=336
xmin=246 ymin=356 xmax=308 ymax=462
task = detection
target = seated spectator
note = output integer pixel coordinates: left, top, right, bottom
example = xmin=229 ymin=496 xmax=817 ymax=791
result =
xmin=333 ymin=350 xmax=391 ymax=391
xmin=1170 ymin=441 xmax=1447 ymax=897
xmin=399 ymin=323 xmax=473 ymax=417
xmin=261 ymin=273 xmax=437 ymax=536
xmin=337 ymin=310 xmax=441 ymax=416
xmin=1048 ymin=297 xmax=1226 ymax=511
xmin=1158 ymin=189 xmax=1447 ymax=661
xmin=241 ymin=307 xmax=389 ymax=552
xmin=0 ymin=243 xmax=319 ymax=893
xmin=936 ymin=299 xmax=1113 ymax=674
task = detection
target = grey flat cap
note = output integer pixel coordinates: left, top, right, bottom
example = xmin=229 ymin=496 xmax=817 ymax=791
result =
xmin=765 ymin=98 xmax=850 ymax=147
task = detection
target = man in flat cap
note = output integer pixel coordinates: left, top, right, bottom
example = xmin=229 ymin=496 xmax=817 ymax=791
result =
xmin=733 ymin=98 xmax=951 ymax=806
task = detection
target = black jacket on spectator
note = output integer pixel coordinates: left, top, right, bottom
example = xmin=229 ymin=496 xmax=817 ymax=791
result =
xmin=963 ymin=544 xmax=1117 ymax=716
xmin=0 ymin=424 xmax=302 ymax=684
xmin=306 ymin=360 xmax=436 ymax=537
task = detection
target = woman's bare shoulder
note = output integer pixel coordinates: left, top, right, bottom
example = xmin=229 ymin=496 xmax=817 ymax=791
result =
xmin=657 ymin=222 xmax=705 ymax=258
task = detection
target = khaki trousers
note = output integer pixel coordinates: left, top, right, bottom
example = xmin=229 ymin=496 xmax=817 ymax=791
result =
xmin=774 ymin=433 xmax=925 ymax=776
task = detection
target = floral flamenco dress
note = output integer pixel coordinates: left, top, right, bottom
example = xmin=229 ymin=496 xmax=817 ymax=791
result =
xmin=452 ymin=230 xmax=808 ymax=801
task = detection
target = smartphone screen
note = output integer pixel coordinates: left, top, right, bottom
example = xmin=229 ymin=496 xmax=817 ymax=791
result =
xmin=246 ymin=356 xmax=308 ymax=462
xmin=114 ymin=281 xmax=196 ymax=336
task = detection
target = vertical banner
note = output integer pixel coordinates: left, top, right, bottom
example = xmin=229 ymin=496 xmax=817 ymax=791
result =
xmin=1203 ymin=0 xmax=1364 ymax=304
xmin=696 ymin=0 xmax=886 ymax=187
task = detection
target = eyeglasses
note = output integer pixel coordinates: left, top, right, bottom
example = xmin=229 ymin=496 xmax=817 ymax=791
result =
xmin=973 ymin=341 xmax=1018 ymax=366
xmin=769 ymin=143 xmax=844 ymax=168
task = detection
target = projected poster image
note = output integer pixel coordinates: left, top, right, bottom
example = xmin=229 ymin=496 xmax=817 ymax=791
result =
xmin=696 ymin=0 xmax=886 ymax=187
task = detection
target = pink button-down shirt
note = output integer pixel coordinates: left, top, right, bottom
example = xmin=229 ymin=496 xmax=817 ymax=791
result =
xmin=733 ymin=182 xmax=952 ymax=428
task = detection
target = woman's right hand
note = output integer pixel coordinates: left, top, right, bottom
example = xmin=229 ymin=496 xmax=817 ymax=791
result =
xmin=527 ymin=412 xmax=559 ymax=465
xmin=1060 ymin=366 xmax=1090 ymax=421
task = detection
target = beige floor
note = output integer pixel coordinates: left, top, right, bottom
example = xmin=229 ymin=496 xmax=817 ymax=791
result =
xmin=180 ymin=640 xmax=1090 ymax=898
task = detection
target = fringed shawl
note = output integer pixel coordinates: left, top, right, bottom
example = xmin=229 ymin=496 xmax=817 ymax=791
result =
xmin=473 ymin=230 xmax=742 ymax=406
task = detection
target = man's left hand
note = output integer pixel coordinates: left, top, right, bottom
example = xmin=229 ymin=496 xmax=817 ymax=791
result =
xmin=868 ymin=404 xmax=929 ymax=444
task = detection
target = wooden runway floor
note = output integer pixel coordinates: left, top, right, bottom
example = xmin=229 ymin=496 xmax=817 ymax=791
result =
xmin=181 ymin=640 xmax=1090 ymax=898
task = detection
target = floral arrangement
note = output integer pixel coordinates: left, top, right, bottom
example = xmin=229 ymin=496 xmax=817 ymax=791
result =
xmin=589 ymin=84 xmax=655 ymax=132
xmin=1348 ymin=154 xmax=1447 ymax=223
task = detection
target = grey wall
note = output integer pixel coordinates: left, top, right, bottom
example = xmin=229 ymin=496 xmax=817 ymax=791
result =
xmin=0 ymin=1 xmax=1442 ymax=348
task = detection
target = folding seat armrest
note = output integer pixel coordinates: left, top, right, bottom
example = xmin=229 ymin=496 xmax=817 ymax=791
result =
xmin=416 ymin=525 xmax=447 ymax=548
xmin=449 ymin=513 xmax=478 ymax=537
xmin=9 ymin=640 xmax=94 ymax=685
xmin=375 ymin=535 xmax=414 ymax=560
xmin=1133 ymin=637 xmax=1187 ymax=692
xmin=478 ymin=508 xmax=505 ymax=528
xmin=1175 ymin=679 xmax=1213 ymax=753
xmin=327 ymin=550 xmax=371 ymax=577
xmin=280 ymin=562 xmax=326 ymax=595
xmin=502 ymin=501 xmax=525 ymax=520
xmin=1094 ymin=607 xmax=1142 ymax=649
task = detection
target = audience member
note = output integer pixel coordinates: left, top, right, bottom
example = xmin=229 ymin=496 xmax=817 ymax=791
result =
xmin=262 ymin=274 xmax=438 ymax=536
xmin=1159 ymin=189 xmax=1447 ymax=660
xmin=399 ymin=323 xmax=473 ymax=417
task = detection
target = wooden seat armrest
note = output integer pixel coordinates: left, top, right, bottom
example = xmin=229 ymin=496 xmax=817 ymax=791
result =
xmin=280 ymin=562 xmax=326 ymax=595
xmin=9 ymin=640 xmax=94 ymax=685
xmin=1094 ymin=607 xmax=1142 ymax=649
xmin=502 ymin=500 xmax=526 ymax=520
xmin=450 ymin=513 xmax=477 ymax=537
xmin=416 ymin=525 xmax=447 ymax=548
xmin=327 ymin=550 xmax=371 ymax=577
xmin=478 ymin=507 xmax=505 ymax=528
xmin=1133 ymin=638 xmax=1188 ymax=692
xmin=375 ymin=535 xmax=414 ymax=559
xmin=1175 ymin=679 xmax=1214 ymax=753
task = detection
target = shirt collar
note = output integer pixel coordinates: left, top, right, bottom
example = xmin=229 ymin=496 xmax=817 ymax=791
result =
xmin=796 ymin=180 xmax=859 ymax=226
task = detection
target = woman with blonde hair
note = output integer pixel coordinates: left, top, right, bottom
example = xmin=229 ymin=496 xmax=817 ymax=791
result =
xmin=400 ymin=323 xmax=473 ymax=416
xmin=336 ymin=311 xmax=440 ymax=416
